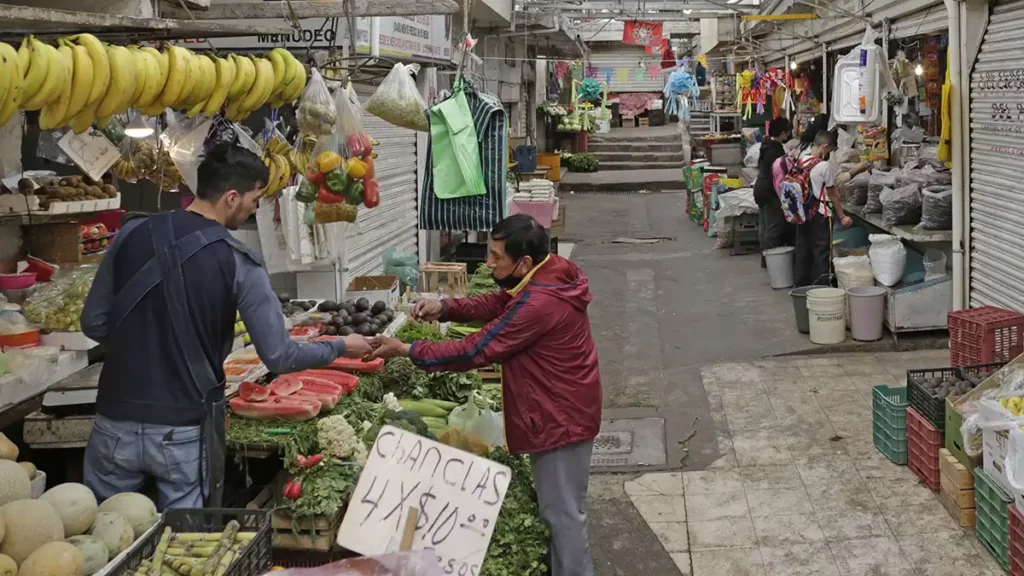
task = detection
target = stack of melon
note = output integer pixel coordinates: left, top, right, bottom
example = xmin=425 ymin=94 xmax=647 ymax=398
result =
xmin=0 ymin=474 xmax=157 ymax=576
xmin=0 ymin=433 xmax=39 ymax=496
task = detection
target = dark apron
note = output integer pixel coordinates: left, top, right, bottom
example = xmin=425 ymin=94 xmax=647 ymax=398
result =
xmin=110 ymin=212 xmax=258 ymax=507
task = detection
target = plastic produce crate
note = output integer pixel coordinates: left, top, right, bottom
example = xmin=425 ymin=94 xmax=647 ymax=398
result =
xmin=976 ymin=467 xmax=1012 ymax=574
xmin=907 ymin=362 xmax=1005 ymax=433
xmin=949 ymin=306 xmax=1024 ymax=367
xmin=1010 ymin=504 xmax=1024 ymax=576
xmin=873 ymin=385 xmax=909 ymax=465
xmin=907 ymin=407 xmax=942 ymax=491
xmin=108 ymin=508 xmax=272 ymax=576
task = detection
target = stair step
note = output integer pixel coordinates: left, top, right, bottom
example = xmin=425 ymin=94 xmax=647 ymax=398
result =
xmin=588 ymin=142 xmax=682 ymax=153
xmin=592 ymin=151 xmax=686 ymax=162
xmin=598 ymin=161 xmax=681 ymax=171
xmin=560 ymin=169 xmax=685 ymax=193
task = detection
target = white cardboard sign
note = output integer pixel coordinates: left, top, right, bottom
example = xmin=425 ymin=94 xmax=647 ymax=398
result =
xmin=57 ymin=129 xmax=120 ymax=183
xmin=337 ymin=426 xmax=511 ymax=575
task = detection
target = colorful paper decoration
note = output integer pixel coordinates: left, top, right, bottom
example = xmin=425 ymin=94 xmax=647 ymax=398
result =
xmin=617 ymin=68 xmax=629 ymax=84
xmin=623 ymin=20 xmax=663 ymax=50
xmin=603 ymin=68 xmax=613 ymax=84
xmin=697 ymin=53 xmax=708 ymax=68
xmin=555 ymin=61 xmax=570 ymax=81
xmin=647 ymin=65 xmax=662 ymax=80
xmin=633 ymin=67 xmax=645 ymax=82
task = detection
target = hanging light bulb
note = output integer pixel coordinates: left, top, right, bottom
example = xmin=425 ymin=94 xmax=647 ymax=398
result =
xmin=790 ymin=61 xmax=797 ymax=71
xmin=914 ymin=63 xmax=924 ymax=76
xmin=124 ymin=113 xmax=154 ymax=139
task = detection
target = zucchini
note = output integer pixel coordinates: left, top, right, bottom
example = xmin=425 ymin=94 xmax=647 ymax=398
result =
xmin=419 ymin=398 xmax=459 ymax=411
xmin=398 ymin=399 xmax=450 ymax=418
xmin=422 ymin=416 xmax=448 ymax=427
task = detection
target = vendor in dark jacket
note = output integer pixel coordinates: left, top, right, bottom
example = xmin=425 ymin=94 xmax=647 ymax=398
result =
xmin=369 ymin=215 xmax=601 ymax=576
xmin=754 ymin=117 xmax=794 ymax=265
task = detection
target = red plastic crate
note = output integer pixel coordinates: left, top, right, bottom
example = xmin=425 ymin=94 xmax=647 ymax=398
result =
xmin=949 ymin=307 xmax=1024 ymax=367
xmin=907 ymin=407 xmax=941 ymax=491
xmin=1010 ymin=505 xmax=1024 ymax=576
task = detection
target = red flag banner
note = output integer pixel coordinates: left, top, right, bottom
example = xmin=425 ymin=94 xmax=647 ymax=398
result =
xmin=623 ymin=21 xmax=663 ymax=49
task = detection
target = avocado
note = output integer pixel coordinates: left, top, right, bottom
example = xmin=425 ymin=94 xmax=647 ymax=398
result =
xmin=371 ymin=301 xmax=387 ymax=315
xmin=298 ymin=301 xmax=313 ymax=311
xmin=338 ymin=326 xmax=354 ymax=336
xmin=351 ymin=312 xmax=369 ymax=325
xmin=356 ymin=322 xmax=372 ymax=335
xmin=374 ymin=314 xmax=389 ymax=325
xmin=383 ymin=308 xmax=395 ymax=321
xmin=355 ymin=298 xmax=371 ymax=312
xmin=342 ymin=303 xmax=357 ymax=316
xmin=324 ymin=325 xmax=338 ymax=336
xmin=318 ymin=300 xmax=339 ymax=312
xmin=277 ymin=293 xmax=291 ymax=303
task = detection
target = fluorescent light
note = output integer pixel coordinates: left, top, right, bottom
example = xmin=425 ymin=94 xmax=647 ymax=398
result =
xmin=684 ymin=8 xmax=692 ymax=13
xmin=914 ymin=64 xmax=924 ymax=76
xmin=124 ymin=114 xmax=154 ymax=139
xmin=790 ymin=60 xmax=797 ymax=70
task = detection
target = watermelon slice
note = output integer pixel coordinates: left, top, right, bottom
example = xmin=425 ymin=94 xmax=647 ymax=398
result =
xmin=228 ymin=396 xmax=322 ymax=422
xmin=269 ymin=375 xmax=304 ymax=396
xmin=239 ymin=381 xmax=271 ymax=402
xmin=295 ymin=375 xmax=344 ymax=394
xmin=326 ymin=357 xmax=385 ymax=374
xmin=294 ymin=383 xmax=342 ymax=411
xmin=296 ymin=370 xmax=359 ymax=394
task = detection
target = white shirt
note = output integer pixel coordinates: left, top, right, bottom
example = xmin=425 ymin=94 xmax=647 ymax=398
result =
xmin=800 ymin=150 xmax=836 ymax=217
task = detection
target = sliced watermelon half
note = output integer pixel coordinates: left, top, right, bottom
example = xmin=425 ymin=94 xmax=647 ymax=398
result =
xmin=239 ymin=381 xmax=271 ymax=402
xmin=228 ymin=396 xmax=322 ymax=422
xmin=294 ymin=384 xmax=341 ymax=411
xmin=269 ymin=374 xmax=304 ymax=396
xmin=295 ymin=375 xmax=344 ymax=395
xmin=297 ymin=370 xmax=359 ymax=394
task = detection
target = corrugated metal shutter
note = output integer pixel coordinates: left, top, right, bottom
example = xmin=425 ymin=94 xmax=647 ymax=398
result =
xmin=969 ymin=0 xmax=1024 ymax=310
xmin=588 ymin=45 xmax=664 ymax=93
xmin=890 ymin=5 xmax=950 ymax=38
xmin=345 ymin=84 xmax=418 ymax=279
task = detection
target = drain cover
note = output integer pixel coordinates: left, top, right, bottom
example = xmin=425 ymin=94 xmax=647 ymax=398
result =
xmin=590 ymin=417 xmax=666 ymax=468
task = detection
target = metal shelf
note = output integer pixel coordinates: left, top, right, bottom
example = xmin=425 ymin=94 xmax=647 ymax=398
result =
xmin=846 ymin=205 xmax=953 ymax=244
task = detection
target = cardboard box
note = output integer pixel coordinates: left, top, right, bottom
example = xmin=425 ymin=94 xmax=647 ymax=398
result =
xmin=549 ymin=201 xmax=567 ymax=238
xmin=939 ymin=487 xmax=976 ymax=527
xmin=346 ymin=275 xmax=400 ymax=309
xmin=983 ymin=426 xmax=1012 ymax=496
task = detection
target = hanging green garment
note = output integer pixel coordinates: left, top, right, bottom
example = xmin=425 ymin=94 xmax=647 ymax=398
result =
xmin=430 ymin=87 xmax=487 ymax=199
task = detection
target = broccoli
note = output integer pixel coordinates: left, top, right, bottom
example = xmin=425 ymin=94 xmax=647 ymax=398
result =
xmin=383 ymin=409 xmax=430 ymax=436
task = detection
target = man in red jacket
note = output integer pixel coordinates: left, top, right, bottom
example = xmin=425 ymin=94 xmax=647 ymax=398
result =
xmin=370 ymin=214 xmax=602 ymax=576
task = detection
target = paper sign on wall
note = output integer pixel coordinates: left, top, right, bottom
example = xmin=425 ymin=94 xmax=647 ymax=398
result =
xmin=58 ymin=129 xmax=120 ymax=183
xmin=337 ymin=426 xmax=511 ymax=574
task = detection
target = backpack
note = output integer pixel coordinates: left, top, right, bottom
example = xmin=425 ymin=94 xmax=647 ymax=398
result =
xmin=775 ymin=155 xmax=823 ymax=224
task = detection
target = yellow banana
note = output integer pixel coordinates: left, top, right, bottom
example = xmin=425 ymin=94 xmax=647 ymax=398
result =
xmin=134 ymin=48 xmax=164 ymax=108
xmin=126 ymin=47 xmax=148 ymax=108
xmin=0 ymin=42 xmax=24 ymax=126
xmin=186 ymin=99 xmax=206 ymax=119
xmin=21 ymin=38 xmax=61 ymax=110
xmin=240 ymin=57 xmax=273 ymax=112
xmin=0 ymin=44 xmax=10 ymax=113
xmin=225 ymin=97 xmax=243 ymax=122
xmin=228 ymin=54 xmax=256 ymax=100
xmin=159 ymin=46 xmax=190 ymax=107
xmin=39 ymin=45 xmax=74 ymax=130
xmin=266 ymin=49 xmax=288 ymax=98
xmin=68 ymin=99 xmax=99 ymax=134
xmin=19 ymin=37 xmax=46 ymax=105
xmin=16 ymin=39 xmax=29 ymax=77
xmin=67 ymin=34 xmax=110 ymax=107
xmin=274 ymin=62 xmax=306 ymax=107
xmin=279 ymin=49 xmax=299 ymax=87
xmin=62 ymin=43 xmax=94 ymax=124
xmin=203 ymin=56 xmax=235 ymax=117
xmin=193 ymin=54 xmax=218 ymax=105
xmin=138 ymin=101 xmax=167 ymax=117
xmin=96 ymin=45 xmax=136 ymax=118
xmin=174 ymin=50 xmax=200 ymax=108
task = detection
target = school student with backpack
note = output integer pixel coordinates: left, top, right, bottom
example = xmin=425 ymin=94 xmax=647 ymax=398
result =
xmin=754 ymin=118 xmax=794 ymax=266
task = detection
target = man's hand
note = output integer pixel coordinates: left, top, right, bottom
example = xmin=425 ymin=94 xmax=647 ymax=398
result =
xmin=840 ymin=215 xmax=853 ymax=228
xmin=368 ymin=336 xmax=411 ymax=360
xmin=341 ymin=335 xmax=374 ymax=359
xmin=411 ymin=299 xmax=443 ymax=323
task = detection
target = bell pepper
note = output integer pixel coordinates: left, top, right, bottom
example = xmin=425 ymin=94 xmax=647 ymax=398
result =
xmin=345 ymin=180 xmax=364 ymax=206
xmin=296 ymin=179 xmax=318 ymax=203
xmin=314 ymin=151 xmax=344 ymax=173
xmin=363 ymin=180 xmax=379 ymax=209
xmin=324 ymin=168 xmax=352 ymax=194
xmin=364 ymin=158 xmax=375 ymax=180
xmin=346 ymin=158 xmax=367 ymax=180
xmin=318 ymin=185 xmax=344 ymax=204
xmin=305 ymin=167 xmax=325 ymax=186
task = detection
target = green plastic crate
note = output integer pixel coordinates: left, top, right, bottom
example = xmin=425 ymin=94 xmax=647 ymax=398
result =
xmin=872 ymin=386 xmax=908 ymax=465
xmin=975 ymin=467 xmax=1011 ymax=573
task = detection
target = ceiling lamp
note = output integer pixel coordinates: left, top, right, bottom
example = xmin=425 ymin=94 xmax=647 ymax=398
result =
xmin=790 ymin=60 xmax=797 ymax=70
xmin=124 ymin=113 xmax=154 ymax=139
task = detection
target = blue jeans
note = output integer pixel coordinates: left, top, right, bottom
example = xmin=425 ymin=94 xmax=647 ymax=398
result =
xmin=83 ymin=415 xmax=206 ymax=510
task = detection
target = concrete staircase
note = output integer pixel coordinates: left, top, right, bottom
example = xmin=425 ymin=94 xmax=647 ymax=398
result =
xmin=561 ymin=127 xmax=686 ymax=193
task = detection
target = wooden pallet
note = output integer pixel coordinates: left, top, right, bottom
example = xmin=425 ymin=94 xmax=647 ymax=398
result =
xmin=477 ymin=369 xmax=502 ymax=384
xmin=246 ymin=470 xmax=342 ymax=551
xmin=420 ymin=262 xmax=468 ymax=299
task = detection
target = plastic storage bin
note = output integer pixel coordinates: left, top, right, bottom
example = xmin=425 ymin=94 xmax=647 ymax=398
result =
xmin=949 ymin=306 xmax=1024 ymax=367
xmin=976 ymin=467 xmax=1012 ymax=573
xmin=907 ymin=406 xmax=942 ymax=491
xmin=873 ymin=385 xmax=909 ymax=465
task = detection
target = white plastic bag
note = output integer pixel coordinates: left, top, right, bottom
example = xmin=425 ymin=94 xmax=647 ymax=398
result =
xmin=868 ymin=234 xmax=906 ymax=287
xmin=296 ymin=69 xmax=337 ymax=136
xmin=365 ymin=63 xmax=428 ymax=132
xmin=833 ymin=255 xmax=874 ymax=291
xmin=159 ymin=116 xmax=212 ymax=193
xmin=923 ymin=249 xmax=947 ymax=281
xmin=744 ymin=142 xmax=761 ymax=168
xmin=439 ymin=397 xmax=505 ymax=455
xmin=265 ymin=550 xmax=445 ymax=576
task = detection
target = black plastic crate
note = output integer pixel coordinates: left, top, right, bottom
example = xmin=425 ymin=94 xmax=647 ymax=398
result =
xmin=108 ymin=508 xmax=272 ymax=576
xmin=907 ymin=362 xmax=1005 ymax=433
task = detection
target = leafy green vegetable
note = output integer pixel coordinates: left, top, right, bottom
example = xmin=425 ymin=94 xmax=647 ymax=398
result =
xmin=396 ymin=321 xmax=447 ymax=343
xmin=480 ymin=448 xmax=550 ymax=576
xmin=280 ymin=459 xmax=362 ymax=522
xmin=469 ymin=265 xmax=499 ymax=296
xmin=423 ymin=371 xmax=483 ymax=404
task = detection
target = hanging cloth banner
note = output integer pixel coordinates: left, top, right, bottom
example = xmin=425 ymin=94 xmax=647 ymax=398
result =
xmin=623 ymin=20 xmax=663 ymax=50
xmin=647 ymin=65 xmax=662 ymax=80
xmin=617 ymin=68 xmax=629 ymax=84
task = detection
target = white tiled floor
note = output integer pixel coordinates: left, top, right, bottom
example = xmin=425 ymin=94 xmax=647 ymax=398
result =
xmin=624 ymin=350 xmax=1007 ymax=576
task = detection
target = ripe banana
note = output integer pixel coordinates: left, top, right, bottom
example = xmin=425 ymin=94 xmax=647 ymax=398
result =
xmin=174 ymin=50 xmax=200 ymax=108
xmin=240 ymin=57 xmax=274 ymax=113
xmin=68 ymin=99 xmax=100 ymax=134
xmin=0 ymin=44 xmax=10 ymax=113
xmin=0 ymin=42 xmax=24 ymax=126
xmin=228 ymin=54 xmax=255 ymax=100
xmin=96 ymin=45 xmax=136 ymax=118
xmin=19 ymin=36 xmax=47 ymax=106
xmin=193 ymin=54 xmax=218 ymax=105
xmin=22 ymin=39 xmax=64 ymax=111
xmin=38 ymin=44 xmax=74 ymax=130
xmin=267 ymin=48 xmax=289 ymax=99
xmin=126 ymin=47 xmax=148 ymax=108
xmin=159 ymin=46 xmax=190 ymax=107
xmin=186 ymin=99 xmax=206 ymax=119
xmin=203 ymin=56 xmax=235 ymax=117
xmin=138 ymin=101 xmax=167 ymax=118
xmin=272 ymin=60 xmax=306 ymax=108
xmin=62 ymin=42 xmax=94 ymax=124
xmin=67 ymin=34 xmax=110 ymax=106
xmin=134 ymin=48 xmax=165 ymax=108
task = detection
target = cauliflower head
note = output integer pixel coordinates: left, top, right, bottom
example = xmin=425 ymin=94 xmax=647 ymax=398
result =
xmin=317 ymin=415 xmax=361 ymax=460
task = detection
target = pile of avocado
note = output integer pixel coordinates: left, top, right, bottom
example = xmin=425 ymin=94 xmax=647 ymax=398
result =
xmin=316 ymin=298 xmax=395 ymax=336
xmin=279 ymin=296 xmax=317 ymax=317
xmin=918 ymin=372 xmax=985 ymax=400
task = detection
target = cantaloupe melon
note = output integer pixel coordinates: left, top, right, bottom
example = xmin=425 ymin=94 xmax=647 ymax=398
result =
xmin=65 ymin=535 xmax=109 ymax=576
xmin=0 ymin=513 xmax=5 ymax=546
xmin=40 ymin=484 xmax=97 ymax=537
xmin=0 ymin=461 xmax=30 ymax=508
xmin=0 ymin=434 xmax=17 ymax=461
xmin=96 ymin=493 xmax=157 ymax=539
xmin=0 ymin=554 xmax=15 ymax=576
xmin=0 ymin=499 xmax=65 ymax=565
xmin=19 ymin=541 xmax=84 ymax=576
xmin=88 ymin=512 xmax=132 ymax=557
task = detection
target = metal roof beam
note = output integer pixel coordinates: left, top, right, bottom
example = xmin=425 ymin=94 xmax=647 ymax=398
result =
xmin=550 ymin=11 xmax=728 ymax=20
xmin=522 ymin=1 xmax=756 ymax=11
xmin=162 ymin=0 xmax=460 ymax=19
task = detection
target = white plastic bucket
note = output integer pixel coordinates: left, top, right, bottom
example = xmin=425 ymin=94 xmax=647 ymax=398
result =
xmin=763 ymin=246 xmax=795 ymax=289
xmin=847 ymin=286 xmax=887 ymax=342
xmin=806 ymin=288 xmax=847 ymax=345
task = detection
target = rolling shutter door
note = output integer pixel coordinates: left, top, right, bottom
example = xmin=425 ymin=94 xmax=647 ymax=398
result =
xmin=590 ymin=46 xmax=664 ymax=93
xmin=969 ymin=0 xmax=1024 ymax=310
xmin=345 ymin=84 xmax=418 ymax=279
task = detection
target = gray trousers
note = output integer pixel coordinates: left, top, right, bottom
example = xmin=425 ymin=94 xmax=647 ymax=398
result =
xmin=530 ymin=440 xmax=595 ymax=576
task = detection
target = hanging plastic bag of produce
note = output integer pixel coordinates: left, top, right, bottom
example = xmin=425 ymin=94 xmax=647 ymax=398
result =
xmin=365 ymin=63 xmax=429 ymax=132
xmin=337 ymin=82 xmax=373 ymax=159
xmin=160 ymin=115 xmax=212 ymax=193
xmin=382 ymin=246 xmax=420 ymax=291
xmin=22 ymin=265 xmax=98 ymax=333
xmin=440 ymin=397 xmax=505 ymax=455
xmin=296 ymin=69 xmax=337 ymax=136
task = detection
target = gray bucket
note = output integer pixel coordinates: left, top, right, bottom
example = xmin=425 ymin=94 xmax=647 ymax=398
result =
xmin=764 ymin=246 xmax=795 ymax=289
xmin=848 ymin=286 xmax=887 ymax=341
xmin=789 ymin=286 xmax=815 ymax=334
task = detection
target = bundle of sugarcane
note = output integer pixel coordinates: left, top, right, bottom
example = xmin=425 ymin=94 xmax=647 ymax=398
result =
xmin=132 ymin=521 xmax=256 ymax=576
